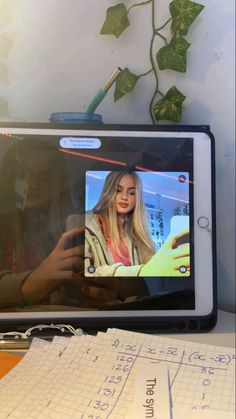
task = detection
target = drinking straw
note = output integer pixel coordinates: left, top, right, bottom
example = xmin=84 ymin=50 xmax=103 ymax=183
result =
xmin=86 ymin=68 xmax=122 ymax=114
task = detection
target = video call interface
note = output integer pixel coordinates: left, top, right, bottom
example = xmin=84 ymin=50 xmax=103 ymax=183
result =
xmin=0 ymin=131 xmax=194 ymax=311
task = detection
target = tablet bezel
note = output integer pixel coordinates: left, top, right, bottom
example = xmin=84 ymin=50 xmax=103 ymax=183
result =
xmin=0 ymin=123 xmax=217 ymax=332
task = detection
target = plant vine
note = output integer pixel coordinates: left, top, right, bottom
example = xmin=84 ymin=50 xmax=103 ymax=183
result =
xmin=100 ymin=0 xmax=204 ymax=123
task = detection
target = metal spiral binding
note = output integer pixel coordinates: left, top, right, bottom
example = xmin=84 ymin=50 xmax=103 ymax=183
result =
xmin=0 ymin=323 xmax=83 ymax=340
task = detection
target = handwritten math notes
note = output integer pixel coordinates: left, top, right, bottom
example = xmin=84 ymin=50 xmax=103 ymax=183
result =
xmin=0 ymin=329 xmax=235 ymax=419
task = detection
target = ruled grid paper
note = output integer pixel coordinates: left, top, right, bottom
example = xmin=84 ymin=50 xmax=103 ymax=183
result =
xmin=0 ymin=329 xmax=235 ymax=419
xmin=107 ymin=329 xmax=236 ymax=414
xmin=0 ymin=337 xmax=70 ymax=416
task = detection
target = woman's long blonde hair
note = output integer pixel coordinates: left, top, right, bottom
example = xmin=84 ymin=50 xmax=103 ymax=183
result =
xmin=93 ymin=171 xmax=156 ymax=264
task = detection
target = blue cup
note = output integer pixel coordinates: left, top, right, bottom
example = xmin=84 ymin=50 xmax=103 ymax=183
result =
xmin=49 ymin=112 xmax=103 ymax=124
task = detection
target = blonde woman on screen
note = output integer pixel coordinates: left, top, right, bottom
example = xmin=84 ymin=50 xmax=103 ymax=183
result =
xmin=85 ymin=171 xmax=190 ymax=278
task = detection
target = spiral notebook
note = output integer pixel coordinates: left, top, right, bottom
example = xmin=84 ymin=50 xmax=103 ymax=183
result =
xmin=0 ymin=327 xmax=235 ymax=419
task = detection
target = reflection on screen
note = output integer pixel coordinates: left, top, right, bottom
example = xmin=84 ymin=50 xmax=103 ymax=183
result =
xmin=0 ymin=131 xmax=194 ymax=312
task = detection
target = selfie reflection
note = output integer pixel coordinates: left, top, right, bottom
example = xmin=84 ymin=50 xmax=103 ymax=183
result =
xmin=0 ymin=139 xmax=73 ymax=308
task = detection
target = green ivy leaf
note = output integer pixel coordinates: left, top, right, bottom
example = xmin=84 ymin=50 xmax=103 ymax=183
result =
xmin=153 ymin=86 xmax=186 ymax=122
xmin=114 ymin=68 xmax=139 ymax=102
xmin=156 ymin=36 xmax=191 ymax=72
xmin=170 ymin=0 xmax=205 ymax=36
xmin=100 ymin=3 xmax=130 ymax=38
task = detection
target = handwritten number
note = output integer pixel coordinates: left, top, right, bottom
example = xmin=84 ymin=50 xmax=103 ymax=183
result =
xmin=98 ymin=387 xmax=115 ymax=397
xmin=112 ymin=339 xmax=120 ymax=348
xmin=112 ymin=363 xmax=130 ymax=372
xmin=88 ymin=400 xmax=109 ymax=411
xmin=104 ymin=375 xmax=122 ymax=384
xmin=117 ymin=354 xmax=134 ymax=363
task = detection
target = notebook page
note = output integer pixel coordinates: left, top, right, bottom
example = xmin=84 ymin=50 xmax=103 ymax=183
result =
xmin=24 ymin=334 xmax=97 ymax=417
xmin=1 ymin=333 xmax=149 ymax=419
xmin=0 ymin=333 xmax=107 ymax=419
xmin=86 ymin=331 xmax=173 ymax=418
xmin=64 ymin=332 xmax=171 ymax=419
xmin=0 ymin=336 xmax=71 ymax=418
xmin=0 ymin=329 xmax=235 ymax=418
xmin=30 ymin=333 xmax=133 ymax=419
xmin=174 ymin=407 xmax=235 ymax=419
xmin=107 ymin=328 xmax=236 ymax=414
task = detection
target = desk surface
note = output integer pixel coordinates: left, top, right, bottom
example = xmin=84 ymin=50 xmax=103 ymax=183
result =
xmin=163 ymin=310 xmax=235 ymax=347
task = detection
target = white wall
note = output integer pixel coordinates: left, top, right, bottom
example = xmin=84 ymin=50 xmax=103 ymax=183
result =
xmin=1 ymin=0 xmax=235 ymax=311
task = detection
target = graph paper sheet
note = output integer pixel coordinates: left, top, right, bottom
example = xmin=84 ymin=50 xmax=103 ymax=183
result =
xmin=107 ymin=328 xmax=236 ymax=414
xmin=0 ymin=336 xmax=71 ymax=416
xmin=0 ymin=329 xmax=235 ymax=419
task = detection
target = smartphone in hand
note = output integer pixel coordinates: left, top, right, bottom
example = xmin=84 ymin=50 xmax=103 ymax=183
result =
xmin=65 ymin=214 xmax=85 ymax=249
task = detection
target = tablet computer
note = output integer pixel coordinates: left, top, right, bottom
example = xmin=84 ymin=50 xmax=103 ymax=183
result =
xmin=0 ymin=123 xmax=216 ymax=333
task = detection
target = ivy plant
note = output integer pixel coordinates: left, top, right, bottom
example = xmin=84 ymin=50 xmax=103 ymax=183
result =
xmin=100 ymin=0 xmax=204 ymax=123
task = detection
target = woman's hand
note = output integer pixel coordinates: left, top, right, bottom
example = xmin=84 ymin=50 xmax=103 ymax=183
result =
xmin=140 ymin=230 xmax=190 ymax=277
xmin=21 ymin=227 xmax=84 ymax=301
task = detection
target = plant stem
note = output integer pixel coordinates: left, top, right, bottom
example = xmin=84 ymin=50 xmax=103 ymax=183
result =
xmin=127 ymin=0 xmax=152 ymax=13
xmin=155 ymin=31 xmax=168 ymax=45
xmin=138 ymin=68 xmax=153 ymax=78
xmin=157 ymin=89 xmax=164 ymax=97
xmin=155 ymin=17 xmax=172 ymax=45
xmin=149 ymin=0 xmax=160 ymax=123
xmin=155 ymin=17 xmax=172 ymax=31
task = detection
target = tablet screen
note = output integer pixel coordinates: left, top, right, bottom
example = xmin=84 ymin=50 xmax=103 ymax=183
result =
xmin=0 ymin=123 xmax=216 ymax=330
xmin=0 ymin=127 xmax=196 ymax=314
